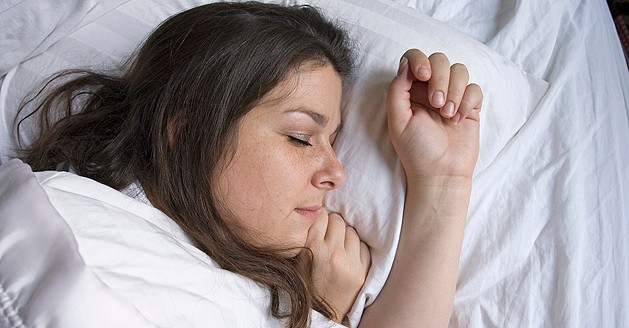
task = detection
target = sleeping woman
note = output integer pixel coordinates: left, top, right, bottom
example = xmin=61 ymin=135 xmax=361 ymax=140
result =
xmin=15 ymin=1 xmax=482 ymax=327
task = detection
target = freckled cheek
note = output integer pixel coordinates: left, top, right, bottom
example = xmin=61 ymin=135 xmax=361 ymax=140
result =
xmin=236 ymin=148 xmax=295 ymax=206
xmin=230 ymin=140 xmax=316 ymax=210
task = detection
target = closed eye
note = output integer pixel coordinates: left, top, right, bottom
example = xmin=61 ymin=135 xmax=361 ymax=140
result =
xmin=288 ymin=135 xmax=312 ymax=147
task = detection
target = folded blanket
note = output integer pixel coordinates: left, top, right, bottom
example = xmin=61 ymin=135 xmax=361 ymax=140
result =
xmin=0 ymin=159 xmax=153 ymax=328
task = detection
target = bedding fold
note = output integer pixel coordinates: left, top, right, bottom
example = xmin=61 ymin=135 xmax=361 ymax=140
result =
xmin=0 ymin=159 xmax=341 ymax=327
xmin=0 ymin=159 xmax=154 ymax=328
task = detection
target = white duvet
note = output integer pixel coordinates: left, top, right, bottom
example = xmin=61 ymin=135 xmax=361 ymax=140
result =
xmin=1 ymin=0 xmax=628 ymax=327
xmin=0 ymin=159 xmax=337 ymax=327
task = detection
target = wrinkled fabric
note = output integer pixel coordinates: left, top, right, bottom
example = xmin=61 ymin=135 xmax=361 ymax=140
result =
xmin=0 ymin=0 xmax=627 ymax=327
xmin=0 ymin=159 xmax=154 ymax=328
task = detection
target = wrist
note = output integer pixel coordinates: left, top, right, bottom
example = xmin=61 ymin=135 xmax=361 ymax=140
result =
xmin=406 ymin=175 xmax=472 ymax=193
xmin=404 ymin=175 xmax=472 ymax=220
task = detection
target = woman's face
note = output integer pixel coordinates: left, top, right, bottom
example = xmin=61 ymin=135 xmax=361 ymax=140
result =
xmin=216 ymin=64 xmax=345 ymax=255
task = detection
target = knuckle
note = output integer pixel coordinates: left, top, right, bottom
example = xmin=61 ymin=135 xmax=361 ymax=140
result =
xmin=459 ymin=98 xmax=475 ymax=112
xmin=328 ymin=253 xmax=349 ymax=274
xmin=430 ymin=75 xmax=450 ymax=87
xmin=403 ymin=48 xmax=415 ymax=55
xmin=329 ymin=214 xmax=345 ymax=226
xmin=451 ymin=63 xmax=468 ymax=74
xmin=451 ymin=64 xmax=470 ymax=81
xmin=468 ymin=83 xmax=483 ymax=96
xmin=447 ymin=88 xmax=464 ymax=101
xmin=429 ymin=52 xmax=448 ymax=61
xmin=404 ymin=48 xmax=425 ymax=58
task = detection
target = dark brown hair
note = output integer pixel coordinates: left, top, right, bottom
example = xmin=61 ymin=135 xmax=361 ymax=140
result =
xmin=17 ymin=2 xmax=355 ymax=327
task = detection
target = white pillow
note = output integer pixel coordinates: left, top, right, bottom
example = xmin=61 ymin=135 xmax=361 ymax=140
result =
xmin=0 ymin=0 xmax=549 ymax=326
xmin=0 ymin=0 xmax=129 ymax=75
xmin=311 ymin=0 xmax=548 ymax=324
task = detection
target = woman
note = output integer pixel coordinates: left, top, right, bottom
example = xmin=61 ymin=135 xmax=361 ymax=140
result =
xmin=16 ymin=1 xmax=481 ymax=327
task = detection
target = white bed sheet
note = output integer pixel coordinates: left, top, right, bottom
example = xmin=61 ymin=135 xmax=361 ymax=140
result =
xmin=404 ymin=0 xmax=629 ymax=326
xmin=0 ymin=0 xmax=627 ymax=327
xmin=0 ymin=1 xmax=552 ymax=324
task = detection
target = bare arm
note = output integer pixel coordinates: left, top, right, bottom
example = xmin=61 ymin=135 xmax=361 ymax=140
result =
xmin=359 ymin=49 xmax=483 ymax=327
xmin=359 ymin=177 xmax=471 ymax=327
xmin=300 ymin=49 xmax=482 ymax=326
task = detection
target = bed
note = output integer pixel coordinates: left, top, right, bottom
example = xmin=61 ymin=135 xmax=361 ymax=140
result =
xmin=1 ymin=0 xmax=627 ymax=327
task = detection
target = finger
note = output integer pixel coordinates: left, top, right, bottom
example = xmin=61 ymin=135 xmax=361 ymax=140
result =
xmin=442 ymin=63 xmax=469 ymax=119
xmin=324 ymin=213 xmax=347 ymax=246
xmin=306 ymin=210 xmax=329 ymax=243
xmin=360 ymin=241 xmax=371 ymax=270
xmin=456 ymin=83 xmax=483 ymax=123
xmin=427 ymin=53 xmax=450 ymax=109
xmin=402 ymin=48 xmax=431 ymax=81
xmin=387 ymin=56 xmax=414 ymax=134
xmin=343 ymin=225 xmax=361 ymax=254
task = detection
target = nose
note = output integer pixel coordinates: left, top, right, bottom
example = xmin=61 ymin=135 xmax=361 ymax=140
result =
xmin=313 ymin=147 xmax=346 ymax=190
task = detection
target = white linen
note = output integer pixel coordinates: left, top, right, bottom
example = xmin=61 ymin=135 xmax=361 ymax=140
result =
xmin=0 ymin=0 xmax=129 ymax=76
xmin=0 ymin=0 xmax=627 ymax=327
xmin=40 ymin=165 xmax=342 ymax=328
xmin=400 ymin=0 xmax=629 ymax=326
xmin=0 ymin=159 xmax=341 ymax=328
xmin=0 ymin=159 xmax=154 ymax=328
xmin=0 ymin=0 xmax=549 ymax=324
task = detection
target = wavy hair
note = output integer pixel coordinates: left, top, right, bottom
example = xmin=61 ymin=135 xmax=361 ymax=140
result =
xmin=17 ymin=2 xmax=355 ymax=326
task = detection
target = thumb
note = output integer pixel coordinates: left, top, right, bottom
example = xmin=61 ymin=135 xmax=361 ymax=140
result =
xmin=387 ymin=57 xmax=414 ymax=136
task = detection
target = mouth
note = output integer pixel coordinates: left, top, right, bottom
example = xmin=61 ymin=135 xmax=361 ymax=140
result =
xmin=294 ymin=205 xmax=323 ymax=220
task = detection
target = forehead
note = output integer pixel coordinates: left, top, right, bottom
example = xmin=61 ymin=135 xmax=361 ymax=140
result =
xmin=251 ymin=64 xmax=343 ymax=122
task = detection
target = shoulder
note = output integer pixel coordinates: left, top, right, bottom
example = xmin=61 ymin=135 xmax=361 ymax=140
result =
xmin=35 ymin=168 xmax=281 ymax=326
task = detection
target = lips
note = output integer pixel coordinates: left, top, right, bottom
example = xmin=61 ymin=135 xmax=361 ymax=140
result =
xmin=294 ymin=205 xmax=322 ymax=220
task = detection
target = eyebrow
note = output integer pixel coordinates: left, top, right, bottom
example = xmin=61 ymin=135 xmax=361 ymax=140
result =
xmin=283 ymin=108 xmax=344 ymax=134
xmin=284 ymin=108 xmax=329 ymax=127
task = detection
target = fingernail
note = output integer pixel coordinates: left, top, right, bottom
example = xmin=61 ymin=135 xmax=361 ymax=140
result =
xmin=397 ymin=57 xmax=408 ymax=76
xmin=418 ymin=65 xmax=430 ymax=77
xmin=443 ymin=101 xmax=455 ymax=117
xmin=433 ymin=91 xmax=445 ymax=107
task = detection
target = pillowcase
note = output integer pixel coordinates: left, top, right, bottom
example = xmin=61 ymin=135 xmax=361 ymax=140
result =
xmin=0 ymin=0 xmax=549 ymax=326
xmin=0 ymin=0 xmax=131 ymax=162
xmin=308 ymin=0 xmax=548 ymax=324
xmin=0 ymin=0 xmax=129 ymax=75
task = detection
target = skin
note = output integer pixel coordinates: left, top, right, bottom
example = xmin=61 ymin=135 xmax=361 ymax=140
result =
xmin=304 ymin=50 xmax=483 ymax=326
xmin=215 ymin=64 xmax=343 ymax=251
xmin=358 ymin=50 xmax=482 ymax=327
xmin=215 ymin=63 xmax=353 ymax=252
xmin=218 ymin=48 xmax=482 ymax=326
xmin=216 ymin=63 xmax=371 ymax=321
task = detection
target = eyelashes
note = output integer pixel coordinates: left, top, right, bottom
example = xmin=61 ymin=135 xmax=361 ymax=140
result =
xmin=287 ymin=135 xmax=313 ymax=147
xmin=286 ymin=134 xmax=340 ymax=147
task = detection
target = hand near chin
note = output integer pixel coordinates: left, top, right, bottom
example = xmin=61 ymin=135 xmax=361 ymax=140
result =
xmin=298 ymin=211 xmax=371 ymax=324
xmin=387 ymin=49 xmax=483 ymax=181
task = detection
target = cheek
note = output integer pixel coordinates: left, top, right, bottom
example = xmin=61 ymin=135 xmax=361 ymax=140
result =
xmin=215 ymin=132 xmax=318 ymax=249
xmin=218 ymin=155 xmax=268 ymax=215
xmin=217 ymin=144 xmax=298 ymax=224
xmin=233 ymin=142 xmax=310 ymax=195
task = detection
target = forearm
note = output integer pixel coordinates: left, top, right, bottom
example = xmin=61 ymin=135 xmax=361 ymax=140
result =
xmin=358 ymin=176 xmax=471 ymax=328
